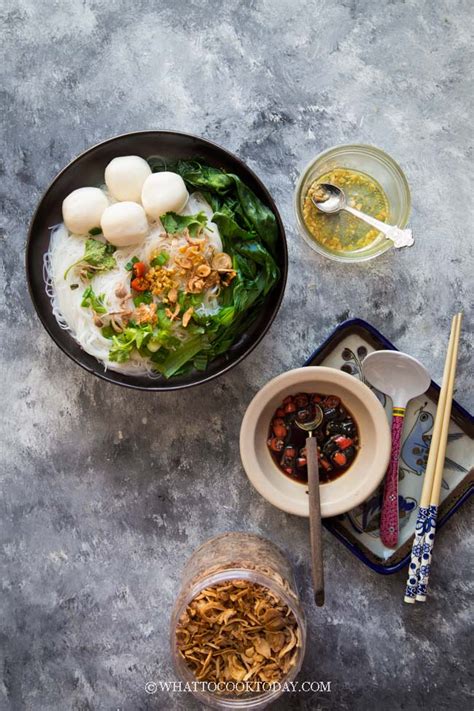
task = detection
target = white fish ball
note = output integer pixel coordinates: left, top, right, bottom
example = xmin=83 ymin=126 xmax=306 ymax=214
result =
xmin=104 ymin=155 xmax=152 ymax=202
xmin=62 ymin=187 xmax=109 ymax=235
xmin=100 ymin=202 xmax=148 ymax=247
xmin=141 ymin=172 xmax=189 ymax=220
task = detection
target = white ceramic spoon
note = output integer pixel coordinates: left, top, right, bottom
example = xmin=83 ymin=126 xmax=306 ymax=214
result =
xmin=362 ymin=351 xmax=431 ymax=548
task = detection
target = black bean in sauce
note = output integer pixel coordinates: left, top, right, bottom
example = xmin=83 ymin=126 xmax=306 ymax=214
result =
xmin=267 ymin=392 xmax=359 ymax=484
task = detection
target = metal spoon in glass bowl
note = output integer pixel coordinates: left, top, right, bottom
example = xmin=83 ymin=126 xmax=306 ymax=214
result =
xmin=312 ymin=183 xmax=414 ymax=248
xmin=295 ymin=404 xmax=325 ymax=606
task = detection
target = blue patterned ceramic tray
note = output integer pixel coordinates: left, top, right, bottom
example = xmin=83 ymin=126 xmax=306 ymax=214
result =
xmin=305 ymin=319 xmax=474 ymax=575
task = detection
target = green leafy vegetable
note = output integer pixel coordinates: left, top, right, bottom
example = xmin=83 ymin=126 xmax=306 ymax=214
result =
xmin=147 ymin=329 xmax=181 ymax=353
xmin=155 ymin=335 xmax=211 ymax=378
xmin=148 ymin=157 xmax=233 ymax=194
xmin=212 ymin=212 xmax=254 ymax=244
xmin=88 ymin=227 xmax=102 ymax=236
xmin=109 ymin=324 xmax=153 ymax=363
xmin=101 ymin=325 xmax=115 ymax=339
xmin=160 ymin=211 xmax=208 ymax=237
xmin=193 ymin=353 xmax=208 ymax=371
xmin=151 ymin=159 xmax=279 ymax=254
xmin=230 ymin=174 xmax=278 ymax=252
xmin=65 ymin=238 xmax=116 ymax=279
xmin=81 ymin=286 xmax=107 ymax=314
xmin=233 ymin=240 xmax=279 ymax=296
xmin=133 ymin=291 xmax=153 ymax=307
xmin=108 ymin=321 xmax=184 ymax=365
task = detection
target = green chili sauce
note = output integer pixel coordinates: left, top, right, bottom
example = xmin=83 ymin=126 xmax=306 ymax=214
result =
xmin=303 ymin=168 xmax=389 ymax=252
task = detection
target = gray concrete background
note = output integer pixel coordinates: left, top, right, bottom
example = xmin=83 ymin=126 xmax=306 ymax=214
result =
xmin=1 ymin=0 xmax=473 ymax=709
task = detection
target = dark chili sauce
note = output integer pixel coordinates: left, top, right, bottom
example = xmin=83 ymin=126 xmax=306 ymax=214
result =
xmin=267 ymin=392 xmax=359 ymax=484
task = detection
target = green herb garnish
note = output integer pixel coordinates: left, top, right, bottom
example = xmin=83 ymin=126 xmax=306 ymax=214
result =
xmin=160 ymin=211 xmax=208 ymax=237
xmin=88 ymin=227 xmax=102 ymax=236
xmin=101 ymin=325 xmax=115 ymax=339
xmin=133 ymin=291 xmax=153 ymax=307
xmin=64 ymin=238 xmax=116 ymax=279
xmin=81 ymin=286 xmax=107 ymax=314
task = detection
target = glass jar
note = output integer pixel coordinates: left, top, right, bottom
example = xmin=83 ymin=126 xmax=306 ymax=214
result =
xmin=294 ymin=143 xmax=411 ymax=262
xmin=170 ymin=532 xmax=306 ymax=710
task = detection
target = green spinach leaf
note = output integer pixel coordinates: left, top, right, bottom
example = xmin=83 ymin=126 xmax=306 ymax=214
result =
xmin=212 ymin=212 xmax=255 ymax=245
xmin=151 ymin=159 xmax=278 ymax=254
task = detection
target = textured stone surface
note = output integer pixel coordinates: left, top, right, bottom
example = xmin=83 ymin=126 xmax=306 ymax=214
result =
xmin=1 ymin=1 xmax=473 ymax=709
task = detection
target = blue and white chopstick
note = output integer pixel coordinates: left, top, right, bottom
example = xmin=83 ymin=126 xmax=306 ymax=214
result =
xmin=404 ymin=313 xmax=462 ymax=604
xmin=404 ymin=504 xmax=431 ymax=603
xmin=414 ymin=504 xmax=438 ymax=601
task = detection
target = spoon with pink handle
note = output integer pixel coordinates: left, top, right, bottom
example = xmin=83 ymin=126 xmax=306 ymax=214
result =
xmin=362 ymin=351 xmax=431 ymax=548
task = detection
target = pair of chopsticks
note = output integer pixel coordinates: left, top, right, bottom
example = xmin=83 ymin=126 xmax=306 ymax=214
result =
xmin=404 ymin=313 xmax=463 ymax=604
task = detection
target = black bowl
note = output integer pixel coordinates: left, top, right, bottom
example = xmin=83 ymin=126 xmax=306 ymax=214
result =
xmin=26 ymin=131 xmax=288 ymax=391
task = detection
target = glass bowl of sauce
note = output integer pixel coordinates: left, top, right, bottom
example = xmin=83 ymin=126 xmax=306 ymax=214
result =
xmin=294 ymin=144 xmax=411 ymax=262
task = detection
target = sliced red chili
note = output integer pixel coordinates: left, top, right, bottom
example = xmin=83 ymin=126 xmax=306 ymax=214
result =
xmin=319 ymin=456 xmax=331 ymax=471
xmin=333 ymin=451 xmax=347 ymax=467
xmin=273 ymin=424 xmax=287 ymax=438
xmin=334 ymin=435 xmax=353 ymax=450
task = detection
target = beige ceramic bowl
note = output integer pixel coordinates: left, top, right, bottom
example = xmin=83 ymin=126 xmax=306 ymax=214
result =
xmin=240 ymin=367 xmax=391 ymax=517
